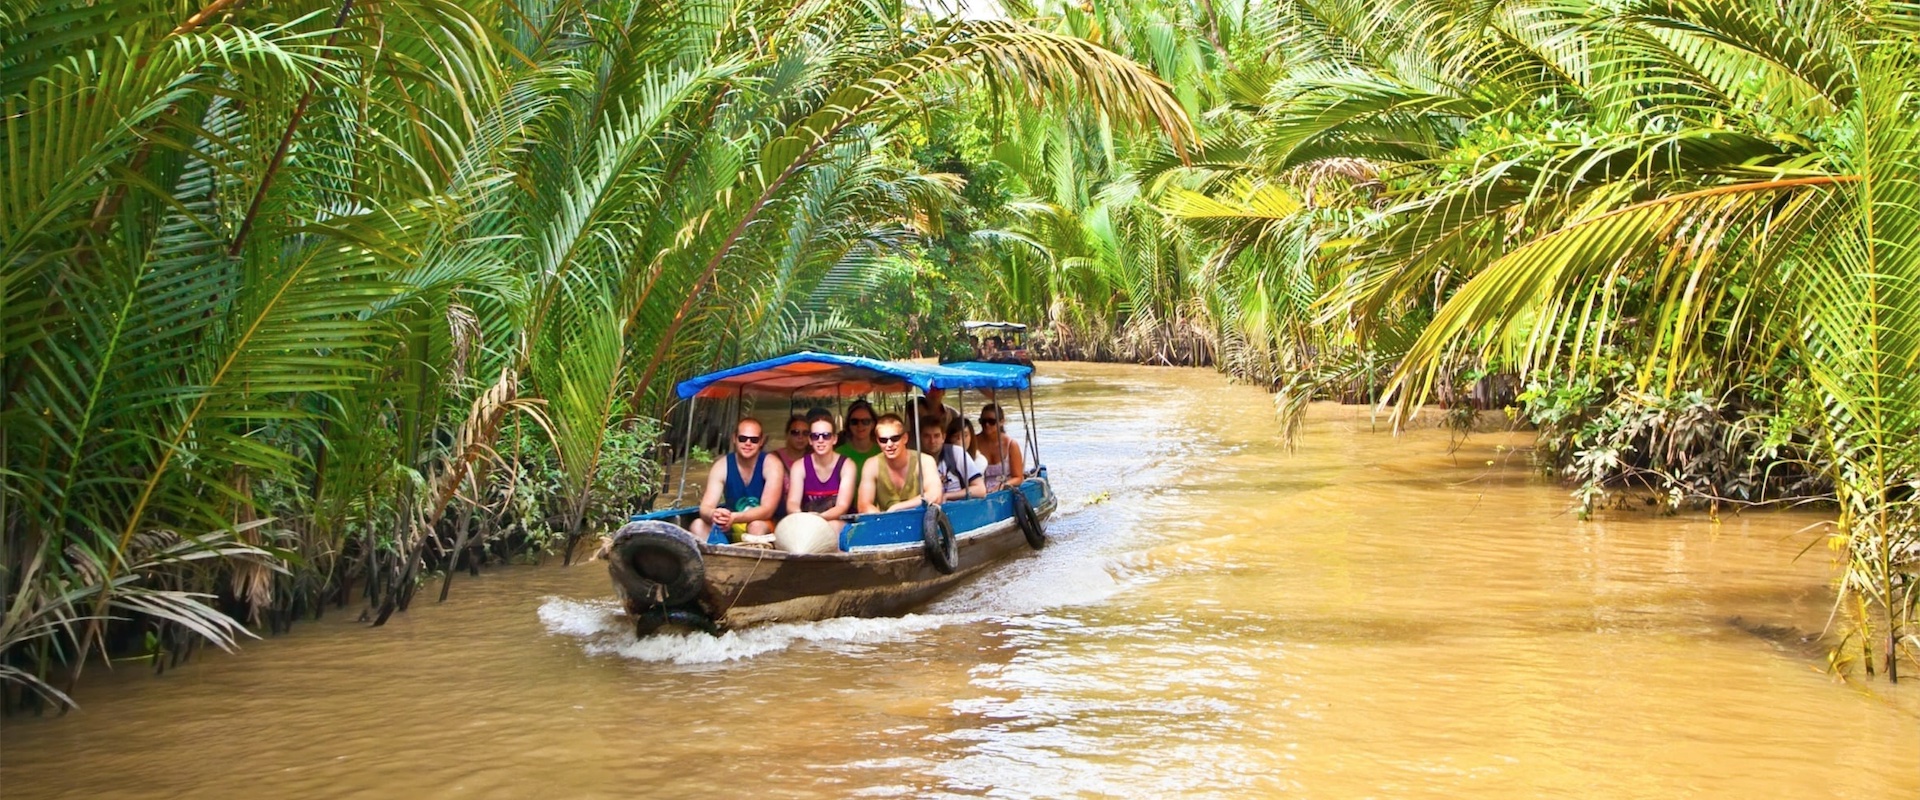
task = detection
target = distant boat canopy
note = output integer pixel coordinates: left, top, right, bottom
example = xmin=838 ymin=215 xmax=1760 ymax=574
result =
xmin=675 ymin=351 xmax=1032 ymax=399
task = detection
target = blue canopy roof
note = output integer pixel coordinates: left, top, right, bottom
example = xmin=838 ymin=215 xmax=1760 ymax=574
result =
xmin=675 ymin=351 xmax=1032 ymax=399
xmin=940 ymin=361 xmax=1036 ymax=384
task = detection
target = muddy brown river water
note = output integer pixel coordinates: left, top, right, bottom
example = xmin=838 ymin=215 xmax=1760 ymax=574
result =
xmin=3 ymin=363 xmax=1916 ymax=798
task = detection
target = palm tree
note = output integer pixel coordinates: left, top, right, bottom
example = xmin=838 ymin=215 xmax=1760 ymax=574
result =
xmin=0 ymin=0 xmax=1194 ymax=706
xmin=1148 ymin=0 xmax=1920 ymax=676
xmin=3 ymin=0 xmax=506 ymax=701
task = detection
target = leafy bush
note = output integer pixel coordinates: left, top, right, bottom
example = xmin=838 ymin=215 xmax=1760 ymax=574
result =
xmin=1518 ymin=365 xmax=1828 ymax=516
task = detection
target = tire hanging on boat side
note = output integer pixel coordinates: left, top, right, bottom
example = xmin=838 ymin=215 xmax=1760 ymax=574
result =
xmin=922 ymin=504 xmax=958 ymax=574
xmin=609 ymin=521 xmax=705 ymax=609
xmin=1011 ymin=489 xmax=1045 ymax=550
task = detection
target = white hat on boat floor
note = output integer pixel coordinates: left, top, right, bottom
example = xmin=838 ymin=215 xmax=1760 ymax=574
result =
xmin=774 ymin=513 xmax=839 ymax=553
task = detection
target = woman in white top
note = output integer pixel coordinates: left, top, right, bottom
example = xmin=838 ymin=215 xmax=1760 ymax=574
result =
xmin=968 ymin=403 xmax=1024 ymax=492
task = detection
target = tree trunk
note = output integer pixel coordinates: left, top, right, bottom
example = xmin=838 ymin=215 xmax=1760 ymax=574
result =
xmin=437 ymin=499 xmax=476 ymax=602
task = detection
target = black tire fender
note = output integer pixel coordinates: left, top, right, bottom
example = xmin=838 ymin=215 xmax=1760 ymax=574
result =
xmin=609 ymin=521 xmax=705 ymax=608
xmin=922 ymin=504 xmax=958 ymax=574
xmin=1012 ymin=489 xmax=1045 ymax=550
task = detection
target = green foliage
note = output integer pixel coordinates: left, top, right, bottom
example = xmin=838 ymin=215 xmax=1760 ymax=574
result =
xmin=839 ymin=255 xmax=980 ymax=360
xmin=587 ymin=420 xmax=666 ymax=534
xmin=1517 ymin=366 xmax=1828 ymax=517
xmin=0 ymin=0 xmax=1192 ymax=706
xmin=933 ymin=0 xmax=1920 ymax=676
xmin=1321 ymin=0 xmax=1917 ymax=676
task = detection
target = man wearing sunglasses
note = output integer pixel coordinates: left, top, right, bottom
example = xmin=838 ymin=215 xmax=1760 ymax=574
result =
xmin=691 ymin=418 xmax=787 ymax=543
xmin=857 ymin=413 xmax=943 ymax=514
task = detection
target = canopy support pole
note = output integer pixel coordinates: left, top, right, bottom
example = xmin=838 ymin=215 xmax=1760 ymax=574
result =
xmin=1021 ymin=387 xmax=1042 ymax=473
xmin=675 ymin=397 xmax=696 ymax=504
xmin=909 ymin=390 xmax=921 ymax=453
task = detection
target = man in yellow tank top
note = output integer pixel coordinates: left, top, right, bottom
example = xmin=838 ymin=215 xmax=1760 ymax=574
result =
xmin=857 ymin=413 xmax=942 ymax=513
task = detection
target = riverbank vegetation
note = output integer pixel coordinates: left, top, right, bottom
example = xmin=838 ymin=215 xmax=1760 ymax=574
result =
xmin=0 ymin=0 xmax=1192 ymax=708
xmin=915 ymin=0 xmax=1918 ymax=679
xmin=4 ymin=0 xmax=1916 ymax=708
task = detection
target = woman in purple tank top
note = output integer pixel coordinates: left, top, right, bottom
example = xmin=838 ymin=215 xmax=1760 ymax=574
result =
xmin=785 ymin=411 xmax=855 ymax=531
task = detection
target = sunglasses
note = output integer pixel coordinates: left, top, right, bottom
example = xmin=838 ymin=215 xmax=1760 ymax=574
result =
xmin=787 ymin=428 xmax=807 ymax=436
xmin=876 ymin=434 xmax=904 ymax=445
xmin=849 ymin=417 xmax=874 ymax=426
xmin=737 ymin=434 xmax=762 ymax=444
xmin=808 ymin=431 xmax=835 ymax=441
xmin=979 ymin=417 xmax=999 ymax=425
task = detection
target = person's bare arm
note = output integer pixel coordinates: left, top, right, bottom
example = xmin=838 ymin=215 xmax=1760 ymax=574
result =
xmin=857 ymin=461 xmax=880 ymax=513
xmin=785 ymin=459 xmax=806 ymax=515
xmin=1005 ymin=440 xmax=1026 ymax=485
xmin=699 ymin=462 xmax=729 ymax=525
xmin=918 ymin=454 xmax=943 ymax=506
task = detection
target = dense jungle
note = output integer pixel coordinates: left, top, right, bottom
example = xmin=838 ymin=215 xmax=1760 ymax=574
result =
xmin=3 ymin=0 xmax=1918 ymax=713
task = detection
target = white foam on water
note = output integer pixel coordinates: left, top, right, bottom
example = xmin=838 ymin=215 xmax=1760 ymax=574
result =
xmin=537 ymin=596 xmax=625 ymax=637
xmin=537 ymin=596 xmax=981 ymax=664
xmin=925 ymin=552 xmax=1120 ymax=617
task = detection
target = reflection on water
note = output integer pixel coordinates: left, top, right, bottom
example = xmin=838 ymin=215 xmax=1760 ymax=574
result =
xmin=4 ymin=363 xmax=1915 ymax=799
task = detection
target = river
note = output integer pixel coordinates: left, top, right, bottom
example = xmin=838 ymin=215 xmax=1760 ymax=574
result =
xmin=3 ymin=363 xmax=1916 ymax=798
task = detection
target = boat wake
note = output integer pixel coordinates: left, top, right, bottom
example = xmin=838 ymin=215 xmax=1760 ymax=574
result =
xmin=926 ymin=547 xmax=1121 ymax=616
xmin=537 ymin=597 xmax=981 ymax=664
xmin=539 ymin=492 xmax=1161 ymax=665
xmin=539 ymin=540 xmax=1125 ymax=664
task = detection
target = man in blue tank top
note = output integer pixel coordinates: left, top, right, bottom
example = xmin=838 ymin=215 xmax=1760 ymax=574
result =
xmin=692 ymin=418 xmax=787 ymax=544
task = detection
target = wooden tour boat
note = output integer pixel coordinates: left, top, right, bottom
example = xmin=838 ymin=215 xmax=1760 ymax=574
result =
xmin=608 ymin=352 xmax=1055 ymax=636
xmin=942 ymin=320 xmax=1034 ymax=366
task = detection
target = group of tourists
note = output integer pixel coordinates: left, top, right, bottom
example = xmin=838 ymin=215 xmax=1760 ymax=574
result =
xmin=689 ymin=396 xmax=1027 ymax=544
xmin=969 ymin=335 xmax=1010 ymax=360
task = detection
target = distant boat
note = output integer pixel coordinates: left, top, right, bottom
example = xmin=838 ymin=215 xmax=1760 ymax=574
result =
xmin=943 ymin=320 xmax=1034 ymax=366
xmin=610 ymin=352 xmax=1055 ymax=635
